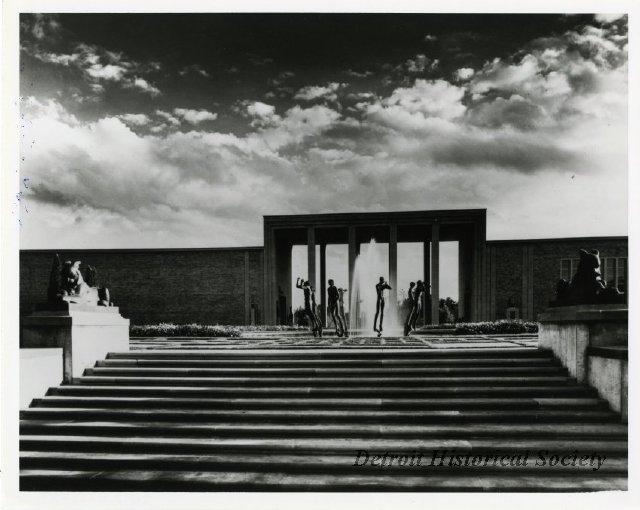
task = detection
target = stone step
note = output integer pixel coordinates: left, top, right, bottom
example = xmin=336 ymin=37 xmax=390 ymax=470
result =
xmin=31 ymin=396 xmax=609 ymax=411
xmin=47 ymin=385 xmax=598 ymax=398
xmin=96 ymin=357 xmax=561 ymax=368
xmin=106 ymin=347 xmax=551 ymax=359
xmin=86 ymin=366 xmax=567 ymax=377
xmin=20 ymin=345 xmax=626 ymax=492
xmin=414 ymin=330 xmax=457 ymax=336
xmin=20 ymin=435 xmax=628 ymax=455
xmin=73 ymin=375 xmax=577 ymax=387
xmin=21 ymin=407 xmax=619 ymax=424
xmin=20 ymin=451 xmax=627 ymax=476
xmin=19 ymin=469 xmax=627 ymax=491
xmin=19 ymin=420 xmax=627 ymax=439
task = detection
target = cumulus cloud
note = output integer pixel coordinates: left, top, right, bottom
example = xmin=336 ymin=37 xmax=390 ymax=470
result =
xmin=23 ymin=38 xmax=162 ymax=97
xmin=21 ymin=96 xmax=79 ymax=125
xmin=453 ymin=67 xmax=475 ymax=81
xmin=470 ymin=55 xmax=540 ymax=95
xmin=117 ymin=113 xmax=151 ymax=126
xmin=466 ymin=95 xmax=548 ymax=131
xmin=31 ymin=52 xmax=79 ymax=66
xmin=404 ymin=54 xmax=438 ymax=73
xmin=19 ymin=98 xmax=340 ymax=242
xmin=86 ymin=63 xmax=127 ymax=81
xmin=19 ymin=99 xmax=293 ymax=248
xmin=22 ymin=14 xmax=62 ymax=42
xmin=365 ymin=79 xmax=466 ymax=130
xmin=18 ymin=18 xmax=628 ymax=249
xmin=258 ymin=104 xmax=342 ymax=150
xmin=466 ymin=21 xmax=628 ymax=131
xmin=179 ymin=64 xmax=210 ymax=77
xmin=247 ymin=101 xmax=276 ymax=118
xmin=345 ymin=69 xmax=373 ymax=78
xmin=244 ymin=101 xmax=281 ymax=127
xmin=384 ymin=79 xmax=465 ymax=118
xmin=428 ymin=132 xmax=577 ymax=172
xmin=269 ymin=71 xmax=295 ymax=87
xmin=594 ymin=14 xmax=626 ymax=24
xmin=173 ymin=108 xmax=218 ymax=124
xmin=127 ymin=77 xmax=161 ymax=96
xmin=155 ymin=110 xmax=181 ymax=126
xmin=294 ymin=82 xmax=346 ymax=102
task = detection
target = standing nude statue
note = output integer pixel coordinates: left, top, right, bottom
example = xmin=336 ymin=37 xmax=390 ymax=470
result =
xmin=327 ymin=279 xmax=344 ymax=336
xmin=296 ymin=277 xmax=322 ymax=337
xmin=310 ymin=284 xmax=322 ymax=337
xmin=403 ymin=281 xmax=416 ymax=336
xmin=338 ymin=288 xmax=349 ymax=337
xmin=410 ymin=280 xmax=426 ymax=331
xmin=373 ymin=276 xmax=392 ymax=337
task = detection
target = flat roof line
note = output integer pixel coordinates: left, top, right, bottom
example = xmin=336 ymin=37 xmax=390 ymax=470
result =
xmin=19 ymin=246 xmax=264 ymax=253
xmin=264 ymin=208 xmax=487 ymax=219
xmin=19 ymin=237 xmax=628 ymax=253
xmin=487 ymin=236 xmax=628 ymax=245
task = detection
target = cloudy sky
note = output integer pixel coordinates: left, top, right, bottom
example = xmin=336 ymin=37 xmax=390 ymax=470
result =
xmin=18 ymin=13 xmax=628 ymax=250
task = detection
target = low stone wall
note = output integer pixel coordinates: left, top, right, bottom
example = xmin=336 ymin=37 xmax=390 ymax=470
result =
xmin=20 ymin=348 xmax=63 ymax=408
xmin=587 ymin=347 xmax=628 ymax=422
xmin=538 ymin=304 xmax=627 ymax=421
xmin=22 ymin=304 xmax=130 ymax=383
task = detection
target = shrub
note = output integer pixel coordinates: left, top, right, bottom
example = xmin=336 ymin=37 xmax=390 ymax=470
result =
xmin=439 ymin=298 xmax=458 ymax=324
xmin=293 ymin=306 xmax=310 ymax=326
xmin=130 ymin=323 xmax=241 ymax=337
xmin=237 ymin=325 xmax=307 ymax=331
xmin=454 ymin=320 xmax=538 ymax=335
xmin=398 ymin=295 xmax=459 ymax=324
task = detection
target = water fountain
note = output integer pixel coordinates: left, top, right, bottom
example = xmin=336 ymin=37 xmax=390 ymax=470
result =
xmin=348 ymin=239 xmax=401 ymax=337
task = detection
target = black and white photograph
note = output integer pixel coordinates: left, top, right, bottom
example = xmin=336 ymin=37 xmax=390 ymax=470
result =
xmin=1 ymin=1 xmax=637 ymax=508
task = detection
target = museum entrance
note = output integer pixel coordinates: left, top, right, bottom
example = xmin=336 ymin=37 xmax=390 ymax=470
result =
xmin=263 ymin=209 xmax=487 ymax=326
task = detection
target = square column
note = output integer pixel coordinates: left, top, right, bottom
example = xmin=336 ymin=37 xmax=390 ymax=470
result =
xmin=320 ymin=243 xmax=327 ymax=326
xmin=307 ymin=227 xmax=316 ymax=291
xmin=263 ymin=225 xmax=276 ymax=325
xmin=388 ymin=224 xmax=398 ymax=321
xmin=275 ymin=239 xmax=292 ymax=325
xmin=458 ymin=238 xmax=468 ymax=321
xmin=430 ymin=223 xmax=440 ymax=325
xmin=348 ymin=226 xmax=357 ymax=291
xmin=244 ymin=251 xmax=251 ymax=325
xmin=423 ymin=241 xmax=430 ymax=325
xmin=472 ymin=219 xmax=488 ymax=321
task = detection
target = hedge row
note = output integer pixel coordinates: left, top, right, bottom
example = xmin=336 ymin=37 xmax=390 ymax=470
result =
xmin=130 ymin=320 xmax=538 ymax=337
xmin=130 ymin=323 xmax=241 ymax=337
xmin=454 ymin=320 xmax=538 ymax=335
xmin=238 ymin=325 xmax=308 ymax=332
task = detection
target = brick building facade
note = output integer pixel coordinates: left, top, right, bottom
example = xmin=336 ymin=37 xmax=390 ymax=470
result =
xmin=486 ymin=237 xmax=628 ymax=321
xmin=20 ymin=247 xmax=264 ymax=325
xmin=19 ymin=236 xmax=627 ymax=325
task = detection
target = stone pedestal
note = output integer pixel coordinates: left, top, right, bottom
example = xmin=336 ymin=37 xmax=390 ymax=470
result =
xmin=20 ymin=348 xmax=63 ymax=408
xmin=538 ymin=304 xmax=627 ymax=382
xmin=21 ymin=303 xmax=130 ymax=383
xmin=538 ymin=304 xmax=627 ymax=421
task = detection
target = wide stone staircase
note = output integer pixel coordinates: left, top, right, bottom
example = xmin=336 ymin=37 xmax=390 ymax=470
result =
xmin=20 ymin=346 xmax=627 ymax=491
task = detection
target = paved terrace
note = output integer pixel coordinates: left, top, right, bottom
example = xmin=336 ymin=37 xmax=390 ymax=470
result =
xmin=130 ymin=332 xmax=539 ymax=350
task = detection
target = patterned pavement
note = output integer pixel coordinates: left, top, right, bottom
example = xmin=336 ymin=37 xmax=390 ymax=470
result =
xmin=130 ymin=332 xmax=539 ymax=350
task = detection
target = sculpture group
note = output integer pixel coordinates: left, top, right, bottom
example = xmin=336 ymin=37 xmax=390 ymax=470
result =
xmin=295 ymin=277 xmax=349 ymax=338
xmin=47 ymin=254 xmax=111 ymax=307
xmin=403 ymin=280 xmax=428 ymax=336
xmin=553 ymin=249 xmax=624 ymax=306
